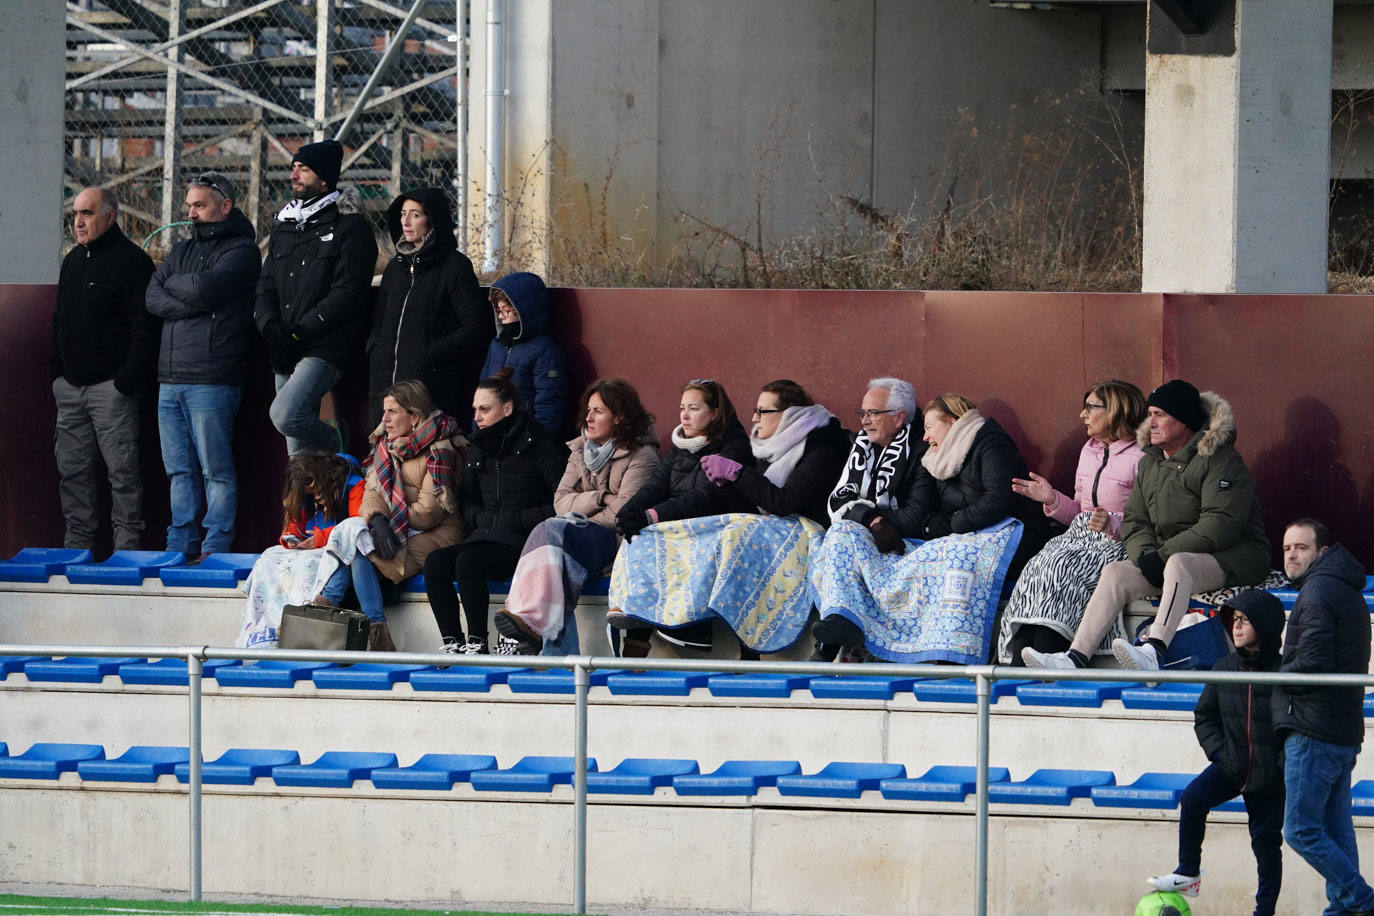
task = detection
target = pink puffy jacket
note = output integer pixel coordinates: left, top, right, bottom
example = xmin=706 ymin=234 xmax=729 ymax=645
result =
xmin=1044 ymin=437 xmax=1144 ymax=539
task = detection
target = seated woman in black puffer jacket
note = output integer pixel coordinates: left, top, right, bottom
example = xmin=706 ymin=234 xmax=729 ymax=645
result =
xmin=423 ymin=369 xmax=568 ymax=654
xmin=606 ymin=378 xmax=756 ymax=656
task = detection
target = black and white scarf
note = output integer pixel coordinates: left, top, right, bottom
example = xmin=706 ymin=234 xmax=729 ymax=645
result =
xmin=828 ymin=424 xmax=913 ymax=524
xmin=276 ymin=190 xmax=340 ymax=226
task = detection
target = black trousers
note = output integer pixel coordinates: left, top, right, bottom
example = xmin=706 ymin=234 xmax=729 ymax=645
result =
xmin=1177 ymin=763 xmax=1283 ymax=916
xmin=423 ymin=540 xmax=519 ymax=642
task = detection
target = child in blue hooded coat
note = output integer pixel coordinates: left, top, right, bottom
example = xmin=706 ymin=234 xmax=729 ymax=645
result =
xmin=478 ymin=272 xmax=567 ymax=437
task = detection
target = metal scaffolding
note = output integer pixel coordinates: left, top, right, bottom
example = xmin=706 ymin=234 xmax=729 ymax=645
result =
xmin=64 ymin=0 xmax=468 ymax=251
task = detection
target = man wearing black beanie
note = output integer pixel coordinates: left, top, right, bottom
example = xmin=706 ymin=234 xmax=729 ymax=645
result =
xmin=254 ymin=138 xmax=378 ymax=455
xmin=1023 ymin=378 xmax=1270 ymax=673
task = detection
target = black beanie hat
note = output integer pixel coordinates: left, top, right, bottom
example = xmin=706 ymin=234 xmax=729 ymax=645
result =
xmin=1147 ymin=379 xmax=1206 ymax=431
xmin=292 ymin=139 xmax=344 ymax=189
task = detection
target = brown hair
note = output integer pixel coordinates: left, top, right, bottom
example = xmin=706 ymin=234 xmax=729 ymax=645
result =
xmin=760 ymin=378 xmax=814 ymax=411
xmin=1086 ymin=379 xmax=1146 ymax=442
xmin=380 ymin=378 xmax=434 ymax=419
xmin=922 ymin=393 xmax=977 ymax=421
xmin=1286 ymin=517 xmax=1333 ymax=550
xmin=682 ymin=378 xmax=739 ymax=440
xmin=282 ymin=450 xmax=353 ymax=530
xmin=583 ymin=378 xmax=654 ymax=449
xmin=477 ymin=366 xmax=521 ymax=409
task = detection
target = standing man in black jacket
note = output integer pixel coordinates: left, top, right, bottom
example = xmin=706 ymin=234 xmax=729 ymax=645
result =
xmin=1272 ymin=518 xmax=1374 ymax=915
xmin=255 ymin=139 xmax=379 ymax=455
xmin=145 ymin=172 xmax=260 ymax=560
xmin=51 ymin=187 xmax=157 ymax=550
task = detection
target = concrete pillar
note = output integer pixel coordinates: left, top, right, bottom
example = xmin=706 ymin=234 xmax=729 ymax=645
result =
xmin=1143 ymin=0 xmax=1333 ymax=293
xmin=0 ymin=0 xmax=63 ymax=282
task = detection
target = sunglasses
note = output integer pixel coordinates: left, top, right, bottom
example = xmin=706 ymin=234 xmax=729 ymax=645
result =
xmin=190 ymin=174 xmax=230 ymax=201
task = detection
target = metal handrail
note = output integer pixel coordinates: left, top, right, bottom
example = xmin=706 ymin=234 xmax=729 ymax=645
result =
xmin=4 ymin=642 xmax=1373 ymax=916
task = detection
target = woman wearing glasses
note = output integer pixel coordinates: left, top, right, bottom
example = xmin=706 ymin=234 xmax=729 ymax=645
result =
xmin=1002 ymin=379 xmax=1147 ymax=665
xmin=607 ymin=378 xmax=757 ymax=656
xmin=478 ymin=272 xmax=567 ymax=438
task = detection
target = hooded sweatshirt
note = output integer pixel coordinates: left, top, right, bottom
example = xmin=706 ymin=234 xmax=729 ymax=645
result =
xmin=367 ymin=188 xmax=487 ymax=416
xmin=478 ymin=272 xmax=567 ymax=437
xmin=1193 ymin=589 xmax=1285 ymax=795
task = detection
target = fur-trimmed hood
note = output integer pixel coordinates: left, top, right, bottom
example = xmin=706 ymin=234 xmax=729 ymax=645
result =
xmin=1136 ymin=390 xmax=1235 ymax=457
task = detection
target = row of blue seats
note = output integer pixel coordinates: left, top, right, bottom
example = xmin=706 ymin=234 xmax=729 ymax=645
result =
xmin=0 ymin=741 xmax=1307 ymax=810
xmin=0 ymin=547 xmax=610 ymax=595
xmin=0 ymin=655 xmax=1216 ymax=708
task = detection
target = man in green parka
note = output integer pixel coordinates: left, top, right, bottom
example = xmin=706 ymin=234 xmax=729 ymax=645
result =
xmin=1023 ymin=378 xmax=1270 ymax=672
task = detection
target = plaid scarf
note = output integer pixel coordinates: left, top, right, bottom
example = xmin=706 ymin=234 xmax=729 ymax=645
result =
xmin=366 ymin=411 xmax=460 ymax=540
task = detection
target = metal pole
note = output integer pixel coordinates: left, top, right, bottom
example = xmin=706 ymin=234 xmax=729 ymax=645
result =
xmin=159 ymin=0 xmax=184 ymax=232
xmin=334 ymin=0 xmax=429 ymax=143
xmin=187 ymin=650 xmax=204 ymax=901
xmin=480 ymin=0 xmax=505 ymax=273
xmin=974 ymin=671 xmax=991 ymax=916
xmin=314 ymin=0 xmax=334 ymax=141
xmin=573 ymin=658 xmax=589 ymax=915
xmin=454 ymin=0 xmax=469 ymax=247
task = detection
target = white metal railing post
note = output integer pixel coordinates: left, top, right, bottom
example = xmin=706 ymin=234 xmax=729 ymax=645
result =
xmin=187 ymin=649 xmax=204 ymax=901
xmin=974 ymin=670 xmax=992 ymax=916
xmin=572 ymin=657 xmax=590 ymax=914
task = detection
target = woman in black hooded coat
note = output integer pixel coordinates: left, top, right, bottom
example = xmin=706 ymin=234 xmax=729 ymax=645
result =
xmin=366 ymin=188 xmax=488 ymax=422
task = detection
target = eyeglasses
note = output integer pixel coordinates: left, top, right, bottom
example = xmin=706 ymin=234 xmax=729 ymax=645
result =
xmin=1231 ymin=612 xmax=1251 ymax=626
xmin=1083 ymin=401 xmax=1107 ymax=412
xmin=857 ymin=409 xmax=896 ymax=421
xmin=494 ymin=302 xmax=518 ymax=314
xmin=686 ymin=378 xmax=716 ymax=387
xmin=752 ymin=407 xmax=783 ymax=418
xmin=190 ymin=174 xmax=230 ymax=201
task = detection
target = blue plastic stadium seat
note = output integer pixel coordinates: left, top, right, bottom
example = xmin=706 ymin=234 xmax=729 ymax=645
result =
xmin=1215 ymin=795 xmax=1246 ymax=813
xmin=912 ymin=678 xmax=1034 ymax=703
xmin=174 ymin=749 xmax=302 ymax=785
xmin=1091 ymin=773 xmax=1195 ymax=809
xmin=1352 ymin=780 xmax=1374 ymax=816
xmin=1 ymin=656 xmax=48 ymax=678
xmin=214 ymin=660 xmax=335 ymax=688
xmin=63 ymin=550 xmax=186 ymax=585
xmin=272 ymin=751 xmax=399 ymax=788
xmin=776 ymin=762 xmax=907 ymax=799
xmin=118 ymin=658 xmax=241 ymax=685
xmin=401 ymin=573 xmax=427 ymax=593
xmin=505 ymin=669 xmax=619 ymax=694
xmin=311 ymin=664 xmax=427 ymax=690
xmin=23 ymin=657 xmax=144 ymax=683
xmin=0 ymin=743 xmax=105 ymax=779
xmin=673 ymin=760 xmax=803 ymax=796
xmin=582 ymin=576 xmax=611 ymax=597
xmin=470 ymin=756 xmax=599 ymax=792
xmin=158 ymin=552 xmax=259 ymax=587
xmin=1365 ymin=692 xmax=1374 ymax=719
xmin=1014 ymin=680 xmax=1139 ymax=708
xmin=707 ymin=672 xmax=812 ymax=698
xmin=586 ymin=758 xmax=700 ymax=795
xmin=1120 ymin=683 xmax=1205 ymax=712
xmin=879 ymin=765 xmax=1013 ymax=803
xmin=605 ymin=670 xmax=717 ymax=696
xmin=0 ymin=743 xmax=7 ymax=757
xmin=408 ymin=666 xmax=523 ymax=692
xmin=0 ymin=547 xmax=91 ymax=582
xmin=77 ymin=745 xmax=189 ymax=782
xmin=986 ymin=768 xmax=1116 ymax=805
xmin=809 ymin=675 xmax=919 ymax=701
xmin=1267 ymin=588 xmax=1299 ymax=610
xmin=487 ymin=579 xmax=512 ymax=594
xmin=370 ymin=754 xmax=499 ymax=790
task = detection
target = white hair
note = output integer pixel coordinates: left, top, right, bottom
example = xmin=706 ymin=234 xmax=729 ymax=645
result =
xmin=867 ymin=377 xmax=916 ymax=421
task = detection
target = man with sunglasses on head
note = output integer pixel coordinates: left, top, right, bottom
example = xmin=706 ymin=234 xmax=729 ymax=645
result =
xmin=254 ymin=139 xmax=378 ymax=455
xmin=145 ymin=171 xmax=260 ymax=562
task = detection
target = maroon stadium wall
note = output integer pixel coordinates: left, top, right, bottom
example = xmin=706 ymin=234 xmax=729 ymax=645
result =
xmin=5 ymin=283 xmax=1371 ymax=569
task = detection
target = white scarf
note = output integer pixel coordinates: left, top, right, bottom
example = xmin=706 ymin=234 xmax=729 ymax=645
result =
xmin=671 ymin=425 xmax=711 ymax=454
xmin=921 ymin=409 xmax=986 ymax=480
xmin=751 ymin=404 xmax=834 ymax=487
xmin=276 ymin=190 xmax=341 ymax=226
xmin=583 ymin=436 xmax=617 ymax=473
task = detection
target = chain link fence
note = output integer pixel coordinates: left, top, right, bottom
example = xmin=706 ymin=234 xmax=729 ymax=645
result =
xmin=64 ymin=0 xmax=466 ymax=261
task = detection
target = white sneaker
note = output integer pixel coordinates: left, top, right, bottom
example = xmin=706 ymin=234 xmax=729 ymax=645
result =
xmin=1113 ymin=639 xmax=1160 ymax=671
xmin=457 ymin=635 xmax=487 ymax=655
xmin=1147 ymin=871 xmax=1201 ymax=897
xmin=1022 ymin=647 xmax=1076 ymax=669
xmin=492 ymin=635 xmax=522 ymax=656
xmin=440 ymin=637 xmax=463 ymax=655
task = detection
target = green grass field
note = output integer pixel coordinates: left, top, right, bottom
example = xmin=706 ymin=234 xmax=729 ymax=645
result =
xmin=0 ymin=896 xmax=586 ymax=916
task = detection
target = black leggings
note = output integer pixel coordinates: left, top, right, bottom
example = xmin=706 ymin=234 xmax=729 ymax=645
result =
xmin=423 ymin=540 xmax=519 ymax=641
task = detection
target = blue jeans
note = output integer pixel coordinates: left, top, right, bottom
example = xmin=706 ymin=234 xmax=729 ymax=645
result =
xmin=158 ymin=384 xmax=242 ymax=554
xmin=320 ymin=558 xmax=385 ymax=623
xmin=270 ymin=357 xmax=342 ymax=456
xmin=1284 ymin=733 xmax=1374 ymax=915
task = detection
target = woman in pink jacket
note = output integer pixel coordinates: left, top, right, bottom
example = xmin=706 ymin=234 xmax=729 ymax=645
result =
xmin=996 ymin=379 xmax=1147 ymax=664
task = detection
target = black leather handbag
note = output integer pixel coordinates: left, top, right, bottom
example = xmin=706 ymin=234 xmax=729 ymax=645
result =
xmin=278 ymin=603 xmax=370 ymax=651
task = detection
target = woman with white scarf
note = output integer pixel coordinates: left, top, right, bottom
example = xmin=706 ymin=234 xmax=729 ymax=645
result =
xmin=608 ymin=379 xmax=846 ymax=657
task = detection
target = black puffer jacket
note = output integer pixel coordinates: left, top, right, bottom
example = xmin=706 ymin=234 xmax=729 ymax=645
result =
xmin=1195 ymin=590 xmax=1285 ymax=795
xmin=1273 ymin=544 xmax=1371 ymax=747
xmin=730 ymin=417 xmax=852 ymax=526
xmin=144 ymin=209 xmax=260 ymax=386
xmin=832 ymin=426 xmax=934 ymax=538
xmin=617 ymin=418 xmax=757 ymax=525
xmin=459 ymin=410 xmax=569 ymax=550
xmin=367 ymin=188 xmax=487 ymax=415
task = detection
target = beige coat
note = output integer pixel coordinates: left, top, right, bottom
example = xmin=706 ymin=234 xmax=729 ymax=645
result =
xmin=358 ymin=435 xmax=468 ymax=583
xmin=553 ymin=434 xmax=659 ymax=530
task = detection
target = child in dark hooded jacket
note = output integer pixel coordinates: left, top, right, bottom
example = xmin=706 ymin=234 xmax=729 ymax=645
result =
xmin=478 ymin=271 xmax=567 ymax=438
xmin=1146 ymin=589 xmax=1286 ymax=915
